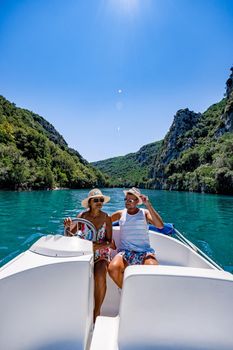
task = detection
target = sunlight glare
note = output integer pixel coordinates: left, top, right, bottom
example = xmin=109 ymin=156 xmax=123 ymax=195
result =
xmin=108 ymin=0 xmax=140 ymax=16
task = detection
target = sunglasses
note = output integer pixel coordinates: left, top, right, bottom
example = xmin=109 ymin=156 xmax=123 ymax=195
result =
xmin=93 ymin=197 xmax=105 ymax=203
xmin=124 ymin=198 xmax=138 ymax=203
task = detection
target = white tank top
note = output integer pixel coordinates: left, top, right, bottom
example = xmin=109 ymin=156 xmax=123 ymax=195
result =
xmin=118 ymin=208 xmax=153 ymax=252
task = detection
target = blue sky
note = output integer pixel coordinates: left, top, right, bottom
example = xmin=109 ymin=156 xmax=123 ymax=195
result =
xmin=0 ymin=0 xmax=233 ymax=162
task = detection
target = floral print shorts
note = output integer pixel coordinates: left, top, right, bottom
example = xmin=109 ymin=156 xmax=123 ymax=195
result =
xmin=94 ymin=247 xmax=111 ymax=263
xmin=117 ymin=249 xmax=156 ymax=265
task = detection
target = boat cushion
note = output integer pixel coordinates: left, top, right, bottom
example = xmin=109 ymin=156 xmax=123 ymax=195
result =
xmin=118 ymin=265 xmax=233 ymax=350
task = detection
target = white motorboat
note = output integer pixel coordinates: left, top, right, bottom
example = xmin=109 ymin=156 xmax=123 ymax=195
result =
xmin=0 ymin=219 xmax=232 ymax=350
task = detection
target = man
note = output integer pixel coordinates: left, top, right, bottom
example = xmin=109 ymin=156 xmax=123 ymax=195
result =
xmin=108 ymin=187 xmax=164 ymax=288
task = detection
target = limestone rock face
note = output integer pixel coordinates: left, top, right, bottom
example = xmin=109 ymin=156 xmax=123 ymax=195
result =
xmin=161 ymin=108 xmax=200 ymax=163
xmin=223 ymin=67 xmax=233 ymax=132
xmin=226 ymin=67 xmax=233 ymax=98
xmin=216 ymin=67 xmax=233 ymax=136
xmin=150 ymin=108 xmax=201 ymax=181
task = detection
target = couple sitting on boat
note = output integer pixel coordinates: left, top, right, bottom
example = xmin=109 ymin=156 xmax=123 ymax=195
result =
xmin=64 ymin=187 xmax=164 ymax=321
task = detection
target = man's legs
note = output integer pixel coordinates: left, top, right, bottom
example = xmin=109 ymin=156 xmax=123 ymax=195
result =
xmin=143 ymin=254 xmax=159 ymax=265
xmin=108 ymin=254 xmax=128 ymax=289
xmin=108 ymin=252 xmax=158 ymax=289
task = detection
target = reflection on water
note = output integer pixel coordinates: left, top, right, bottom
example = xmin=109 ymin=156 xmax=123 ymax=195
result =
xmin=0 ymin=189 xmax=232 ymax=272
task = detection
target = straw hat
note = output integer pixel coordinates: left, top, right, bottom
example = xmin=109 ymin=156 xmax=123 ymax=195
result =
xmin=81 ymin=188 xmax=110 ymax=208
xmin=123 ymin=187 xmax=143 ymax=205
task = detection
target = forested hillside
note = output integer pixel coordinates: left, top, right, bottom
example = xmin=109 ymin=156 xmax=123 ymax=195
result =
xmin=93 ymin=68 xmax=233 ymax=194
xmin=92 ymin=141 xmax=162 ymax=187
xmin=0 ymin=96 xmax=106 ymax=190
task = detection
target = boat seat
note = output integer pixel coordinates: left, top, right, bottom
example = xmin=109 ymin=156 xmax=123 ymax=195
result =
xmin=0 ymin=236 xmax=94 ymax=350
xmin=118 ymin=265 xmax=233 ymax=350
xmin=91 ymin=265 xmax=233 ymax=350
xmin=149 ymin=232 xmax=215 ymax=268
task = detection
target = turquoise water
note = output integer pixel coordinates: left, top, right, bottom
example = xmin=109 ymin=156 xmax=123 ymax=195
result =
xmin=0 ymin=188 xmax=233 ymax=272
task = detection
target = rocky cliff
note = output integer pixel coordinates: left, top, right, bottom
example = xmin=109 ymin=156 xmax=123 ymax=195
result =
xmin=149 ymin=68 xmax=233 ymax=194
xmin=150 ymin=109 xmax=201 ymax=183
xmin=222 ymin=67 xmax=233 ymax=132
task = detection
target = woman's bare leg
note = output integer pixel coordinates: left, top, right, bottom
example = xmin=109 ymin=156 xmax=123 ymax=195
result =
xmin=94 ymin=260 xmax=108 ymax=322
xmin=108 ymin=255 xmax=127 ymax=289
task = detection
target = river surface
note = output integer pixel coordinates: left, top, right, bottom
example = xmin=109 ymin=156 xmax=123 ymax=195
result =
xmin=0 ymin=188 xmax=232 ymax=272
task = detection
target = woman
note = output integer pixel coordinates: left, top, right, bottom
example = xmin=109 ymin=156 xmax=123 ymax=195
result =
xmin=64 ymin=188 xmax=114 ymax=322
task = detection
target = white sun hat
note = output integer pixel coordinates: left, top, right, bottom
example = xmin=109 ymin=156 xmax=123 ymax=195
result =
xmin=81 ymin=188 xmax=110 ymax=208
xmin=123 ymin=187 xmax=143 ymax=205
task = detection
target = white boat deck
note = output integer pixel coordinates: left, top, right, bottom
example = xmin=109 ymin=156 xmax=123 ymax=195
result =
xmin=0 ymin=228 xmax=232 ymax=350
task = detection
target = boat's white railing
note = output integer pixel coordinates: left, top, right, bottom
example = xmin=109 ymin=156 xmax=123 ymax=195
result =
xmin=174 ymin=228 xmax=223 ymax=270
